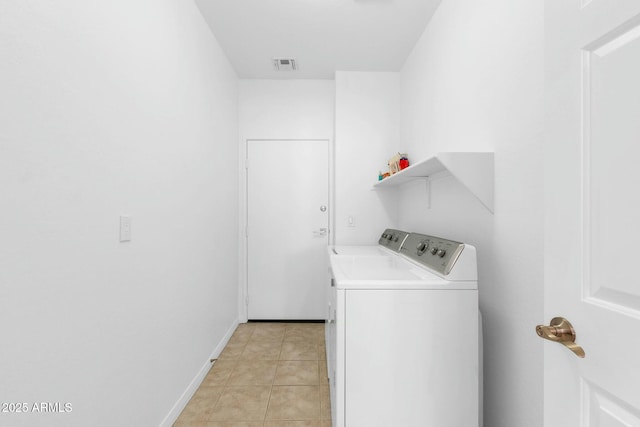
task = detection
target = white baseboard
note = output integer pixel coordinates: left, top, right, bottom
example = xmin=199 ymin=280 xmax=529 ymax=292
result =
xmin=159 ymin=318 xmax=239 ymax=427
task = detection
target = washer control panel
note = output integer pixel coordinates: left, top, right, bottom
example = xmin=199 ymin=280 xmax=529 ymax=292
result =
xmin=377 ymin=229 xmax=410 ymax=252
xmin=400 ymin=233 xmax=465 ymax=276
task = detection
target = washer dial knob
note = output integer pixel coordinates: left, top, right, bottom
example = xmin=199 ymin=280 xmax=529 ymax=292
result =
xmin=437 ymin=249 xmax=446 ymax=258
xmin=430 ymin=247 xmax=438 ymax=255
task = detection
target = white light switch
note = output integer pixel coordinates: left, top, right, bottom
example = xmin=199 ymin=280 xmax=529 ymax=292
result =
xmin=347 ymin=216 xmax=355 ymax=228
xmin=120 ymin=216 xmax=132 ymax=242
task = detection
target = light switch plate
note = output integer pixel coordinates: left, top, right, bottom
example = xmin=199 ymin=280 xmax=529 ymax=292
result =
xmin=347 ymin=216 xmax=355 ymax=228
xmin=120 ymin=216 xmax=131 ymax=242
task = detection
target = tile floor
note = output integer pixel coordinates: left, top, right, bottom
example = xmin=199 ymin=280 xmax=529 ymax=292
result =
xmin=174 ymin=322 xmax=331 ymax=427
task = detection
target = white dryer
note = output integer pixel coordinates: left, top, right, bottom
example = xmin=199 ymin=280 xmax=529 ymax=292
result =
xmin=326 ymin=230 xmax=479 ymax=427
xmin=330 ymin=228 xmax=410 ymax=257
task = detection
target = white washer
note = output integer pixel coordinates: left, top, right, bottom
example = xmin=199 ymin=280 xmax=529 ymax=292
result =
xmin=326 ymin=230 xmax=479 ymax=427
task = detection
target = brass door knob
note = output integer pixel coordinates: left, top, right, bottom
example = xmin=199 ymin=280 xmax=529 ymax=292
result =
xmin=536 ymin=317 xmax=585 ymax=358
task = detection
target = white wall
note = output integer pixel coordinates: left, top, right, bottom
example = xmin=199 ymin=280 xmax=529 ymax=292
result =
xmin=0 ymin=1 xmax=239 ymax=426
xmin=239 ymin=80 xmax=335 ymax=140
xmin=238 ymin=79 xmax=335 ymax=319
xmin=334 ymin=72 xmax=400 ymax=245
xmin=398 ymin=0 xmax=544 ymax=426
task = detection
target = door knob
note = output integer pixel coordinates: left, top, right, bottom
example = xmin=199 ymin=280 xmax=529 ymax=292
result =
xmin=536 ymin=317 xmax=585 ymax=358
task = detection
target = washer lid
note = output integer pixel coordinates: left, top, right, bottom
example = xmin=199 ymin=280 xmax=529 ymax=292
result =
xmin=330 ymin=245 xmax=394 ymax=257
xmin=329 ymin=253 xmax=477 ymax=290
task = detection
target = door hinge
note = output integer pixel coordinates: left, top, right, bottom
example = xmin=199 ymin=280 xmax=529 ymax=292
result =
xmin=245 ymin=295 xmax=249 ymax=306
xmin=245 ymin=158 xmax=249 ymax=169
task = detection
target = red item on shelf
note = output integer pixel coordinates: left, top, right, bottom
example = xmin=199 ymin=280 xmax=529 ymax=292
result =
xmin=399 ymin=158 xmax=409 ymax=170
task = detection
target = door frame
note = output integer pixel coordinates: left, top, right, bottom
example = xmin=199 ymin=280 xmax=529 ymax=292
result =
xmin=238 ymin=137 xmax=335 ymax=322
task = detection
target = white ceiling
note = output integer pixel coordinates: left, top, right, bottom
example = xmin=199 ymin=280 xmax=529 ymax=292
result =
xmin=194 ymin=0 xmax=442 ymax=79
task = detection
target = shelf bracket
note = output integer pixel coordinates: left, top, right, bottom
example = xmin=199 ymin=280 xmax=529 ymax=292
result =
xmin=436 ymin=152 xmax=494 ymax=213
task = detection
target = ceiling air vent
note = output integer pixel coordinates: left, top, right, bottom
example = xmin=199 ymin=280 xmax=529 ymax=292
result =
xmin=272 ymin=58 xmax=298 ymax=71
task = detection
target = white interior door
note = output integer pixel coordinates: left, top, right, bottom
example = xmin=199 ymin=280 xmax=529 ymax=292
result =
xmin=545 ymin=1 xmax=640 ymax=425
xmin=247 ymin=139 xmax=329 ymax=320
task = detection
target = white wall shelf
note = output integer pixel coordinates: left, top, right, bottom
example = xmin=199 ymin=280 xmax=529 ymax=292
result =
xmin=373 ymin=152 xmax=494 ymax=213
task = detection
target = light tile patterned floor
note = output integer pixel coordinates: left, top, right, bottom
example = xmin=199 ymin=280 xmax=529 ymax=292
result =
xmin=174 ymin=322 xmax=331 ymax=427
